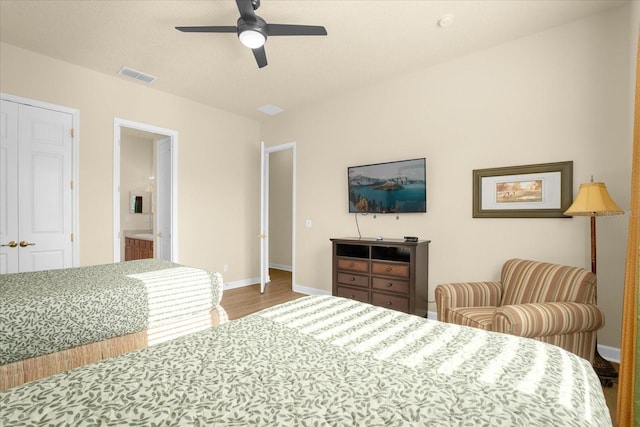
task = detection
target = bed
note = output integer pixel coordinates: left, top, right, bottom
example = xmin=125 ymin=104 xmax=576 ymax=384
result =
xmin=0 ymin=259 xmax=224 ymax=390
xmin=0 ymin=295 xmax=611 ymax=426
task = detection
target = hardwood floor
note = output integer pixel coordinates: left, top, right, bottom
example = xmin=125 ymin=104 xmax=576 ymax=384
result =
xmin=220 ymin=269 xmax=304 ymax=320
xmin=220 ymin=269 xmax=618 ymax=423
xmin=603 ymin=365 xmax=619 ymax=425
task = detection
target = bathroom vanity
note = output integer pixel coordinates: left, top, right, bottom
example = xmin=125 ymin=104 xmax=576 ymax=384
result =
xmin=124 ymin=232 xmax=154 ymax=261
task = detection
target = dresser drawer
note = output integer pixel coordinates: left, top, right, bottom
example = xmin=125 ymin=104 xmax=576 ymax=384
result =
xmin=336 ymin=286 xmax=369 ymax=303
xmin=371 ymin=292 xmax=409 ymax=313
xmin=371 ymin=277 xmax=409 ymax=295
xmin=337 ymin=272 xmax=369 ymax=288
xmin=337 ymin=258 xmax=369 ymax=273
xmin=371 ymin=261 xmax=410 ymax=278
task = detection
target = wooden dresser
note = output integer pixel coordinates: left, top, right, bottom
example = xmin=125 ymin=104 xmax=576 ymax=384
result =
xmin=331 ymin=237 xmax=430 ymax=316
xmin=125 ymin=237 xmax=154 ymax=261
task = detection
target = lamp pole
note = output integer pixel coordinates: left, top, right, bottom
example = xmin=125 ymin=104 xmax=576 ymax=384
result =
xmin=590 ymin=216 xmax=597 ymax=275
xmin=564 ymin=181 xmax=623 ymax=387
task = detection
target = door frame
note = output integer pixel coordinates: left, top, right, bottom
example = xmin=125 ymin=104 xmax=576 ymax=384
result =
xmin=113 ymin=118 xmax=178 ymax=262
xmin=1 ymin=92 xmax=80 ymax=268
xmin=260 ymin=141 xmax=296 ymax=293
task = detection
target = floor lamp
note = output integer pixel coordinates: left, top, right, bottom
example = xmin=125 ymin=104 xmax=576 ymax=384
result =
xmin=564 ymin=181 xmax=624 ymax=387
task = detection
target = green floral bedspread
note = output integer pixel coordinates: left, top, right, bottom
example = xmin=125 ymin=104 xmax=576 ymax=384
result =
xmin=0 ymin=296 xmax=611 ymax=426
xmin=0 ymin=259 xmax=223 ymax=364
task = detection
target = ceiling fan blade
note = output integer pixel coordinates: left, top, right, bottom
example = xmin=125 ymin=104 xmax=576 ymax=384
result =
xmin=175 ymin=26 xmax=237 ymax=33
xmin=176 ymin=0 xmax=325 ymax=69
xmin=267 ymin=24 xmax=327 ymax=36
xmin=236 ymin=0 xmax=257 ymax=21
xmin=252 ymin=46 xmax=267 ymax=68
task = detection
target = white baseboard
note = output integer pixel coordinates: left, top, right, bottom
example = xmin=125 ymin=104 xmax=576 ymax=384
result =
xmin=222 ymin=276 xmax=326 ymax=295
xmin=269 ymin=263 xmax=292 ymax=272
xmin=598 ymin=344 xmax=620 ymax=364
xmin=223 ymin=265 xmax=291 ymax=290
xmin=293 ymin=283 xmax=331 ymax=296
xmin=223 ymin=277 xmax=260 ymax=290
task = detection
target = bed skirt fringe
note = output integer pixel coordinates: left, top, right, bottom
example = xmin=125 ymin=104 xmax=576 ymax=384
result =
xmin=0 ymin=307 xmax=225 ymax=391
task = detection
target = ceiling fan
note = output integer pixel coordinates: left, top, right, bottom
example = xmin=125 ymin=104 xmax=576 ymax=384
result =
xmin=176 ymin=0 xmax=327 ymax=68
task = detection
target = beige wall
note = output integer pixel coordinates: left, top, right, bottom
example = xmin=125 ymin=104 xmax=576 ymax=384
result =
xmin=0 ymin=42 xmax=262 ymax=282
xmin=121 ymin=133 xmax=154 ymax=230
xmin=632 ymin=1 xmax=640 ymax=124
xmin=262 ymin=5 xmax=633 ymax=349
xmin=268 ymin=148 xmax=293 ymax=269
xmin=0 ymin=5 xmax=633 ymax=350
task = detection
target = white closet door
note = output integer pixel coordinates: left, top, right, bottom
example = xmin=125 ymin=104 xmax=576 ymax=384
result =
xmin=17 ymin=103 xmax=73 ymax=272
xmin=0 ymin=100 xmax=20 ymax=273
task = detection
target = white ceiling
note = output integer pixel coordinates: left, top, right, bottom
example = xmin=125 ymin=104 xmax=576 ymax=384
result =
xmin=0 ymin=0 xmax=628 ymax=120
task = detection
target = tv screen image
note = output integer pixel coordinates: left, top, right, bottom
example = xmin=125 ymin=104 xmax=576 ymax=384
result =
xmin=348 ymin=158 xmax=426 ymax=213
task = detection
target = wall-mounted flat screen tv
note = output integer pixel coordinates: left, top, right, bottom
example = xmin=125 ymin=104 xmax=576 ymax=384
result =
xmin=348 ymin=158 xmax=427 ymax=213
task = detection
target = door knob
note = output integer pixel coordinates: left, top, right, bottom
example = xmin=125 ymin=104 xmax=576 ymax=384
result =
xmin=1 ymin=241 xmax=18 ymax=248
xmin=19 ymin=241 xmax=36 ymax=247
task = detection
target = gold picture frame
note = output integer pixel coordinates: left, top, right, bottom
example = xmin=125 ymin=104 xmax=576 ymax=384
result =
xmin=472 ymin=161 xmax=573 ymax=218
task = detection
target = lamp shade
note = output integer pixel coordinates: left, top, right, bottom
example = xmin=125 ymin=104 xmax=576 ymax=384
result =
xmin=564 ymin=182 xmax=624 ymax=216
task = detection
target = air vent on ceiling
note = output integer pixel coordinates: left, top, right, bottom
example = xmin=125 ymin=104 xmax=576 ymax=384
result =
xmin=118 ymin=66 xmax=157 ymax=84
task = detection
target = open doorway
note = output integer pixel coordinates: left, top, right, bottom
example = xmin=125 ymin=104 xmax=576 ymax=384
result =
xmin=260 ymin=142 xmax=295 ymax=293
xmin=113 ymin=118 xmax=178 ymax=263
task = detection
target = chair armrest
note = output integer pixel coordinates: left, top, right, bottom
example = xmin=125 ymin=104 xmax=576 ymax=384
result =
xmin=493 ymin=302 xmax=605 ymax=337
xmin=435 ymin=281 xmax=502 ymax=322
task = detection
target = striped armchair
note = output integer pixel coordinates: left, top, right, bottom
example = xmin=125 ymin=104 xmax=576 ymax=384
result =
xmin=435 ymin=258 xmax=605 ymax=362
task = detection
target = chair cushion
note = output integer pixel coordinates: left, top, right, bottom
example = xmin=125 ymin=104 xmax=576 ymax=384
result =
xmin=447 ymin=307 xmax=496 ymax=331
xmin=500 ymin=259 xmax=596 ymax=306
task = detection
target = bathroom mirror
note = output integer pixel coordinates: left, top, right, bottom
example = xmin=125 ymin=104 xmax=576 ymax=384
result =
xmin=130 ymin=191 xmax=152 ymax=214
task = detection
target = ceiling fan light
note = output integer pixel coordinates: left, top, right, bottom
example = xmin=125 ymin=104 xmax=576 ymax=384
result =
xmin=239 ymin=30 xmax=266 ymax=49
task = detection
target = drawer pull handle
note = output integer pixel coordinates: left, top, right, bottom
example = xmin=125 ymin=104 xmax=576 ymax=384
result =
xmin=386 ymin=283 xmax=393 ymax=287
xmin=350 ymin=277 xmax=356 ymax=281
xmin=386 ymin=267 xmax=392 ymax=272
xmin=386 ymin=302 xmax=393 ymax=306
xmin=349 ymin=262 xmax=355 ymax=267
xmin=349 ymin=295 xmax=355 ymax=299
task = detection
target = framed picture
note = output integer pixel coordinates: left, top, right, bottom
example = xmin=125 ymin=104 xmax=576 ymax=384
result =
xmin=472 ymin=161 xmax=573 ymax=218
